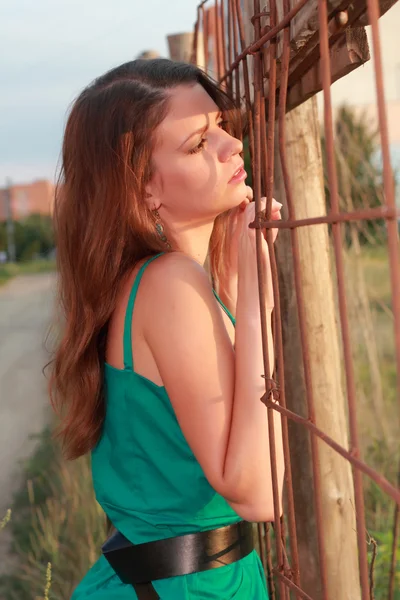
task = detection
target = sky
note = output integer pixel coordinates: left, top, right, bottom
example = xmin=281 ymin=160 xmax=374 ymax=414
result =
xmin=1 ymin=0 xmax=399 ymax=187
xmin=0 ymin=0 xmax=200 ymax=185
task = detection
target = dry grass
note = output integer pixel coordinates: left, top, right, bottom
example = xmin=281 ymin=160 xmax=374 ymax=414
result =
xmin=0 ymin=431 xmax=106 ymax=600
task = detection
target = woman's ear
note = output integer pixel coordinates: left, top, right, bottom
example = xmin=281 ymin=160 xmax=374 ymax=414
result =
xmin=144 ymin=190 xmax=153 ymax=209
xmin=144 ymin=181 xmax=160 ymax=211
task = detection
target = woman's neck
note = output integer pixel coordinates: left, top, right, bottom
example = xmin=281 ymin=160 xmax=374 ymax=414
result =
xmin=168 ymin=219 xmax=214 ymax=270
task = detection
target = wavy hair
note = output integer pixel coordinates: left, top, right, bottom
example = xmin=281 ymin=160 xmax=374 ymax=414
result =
xmin=49 ymin=58 xmax=241 ymax=459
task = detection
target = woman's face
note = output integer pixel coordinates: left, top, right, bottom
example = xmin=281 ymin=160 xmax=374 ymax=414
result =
xmin=146 ymin=83 xmax=247 ymax=224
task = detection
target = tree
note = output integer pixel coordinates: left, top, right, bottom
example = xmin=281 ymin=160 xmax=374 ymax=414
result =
xmin=0 ymin=214 xmax=54 ymax=261
xmin=322 ymin=104 xmax=386 ymax=246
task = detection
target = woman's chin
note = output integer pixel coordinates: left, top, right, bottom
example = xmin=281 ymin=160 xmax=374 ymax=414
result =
xmin=212 ymin=184 xmax=248 ymax=216
xmin=232 ymin=183 xmax=249 ymax=207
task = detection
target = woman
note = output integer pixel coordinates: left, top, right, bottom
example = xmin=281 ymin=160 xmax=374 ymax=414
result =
xmin=50 ymin=58 xmax=285 ymax=599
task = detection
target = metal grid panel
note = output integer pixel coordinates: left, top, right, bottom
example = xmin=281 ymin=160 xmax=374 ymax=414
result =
xmin=192 ymin=1 xmax=400 ymax=597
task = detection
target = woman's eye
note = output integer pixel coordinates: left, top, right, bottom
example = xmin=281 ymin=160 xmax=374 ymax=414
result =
xmin=189 ymin=138 xmax=207 ymax=154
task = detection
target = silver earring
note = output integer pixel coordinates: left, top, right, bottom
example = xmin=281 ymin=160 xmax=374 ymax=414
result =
xmin=153 ymin=208 xmax=172 ymax=249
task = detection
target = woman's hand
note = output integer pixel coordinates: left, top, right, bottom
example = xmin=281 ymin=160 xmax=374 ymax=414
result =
xmin=218 ymin=190 xmax=282 ymax=314
xmin=237 ymin=197 xmax=281 ymax=311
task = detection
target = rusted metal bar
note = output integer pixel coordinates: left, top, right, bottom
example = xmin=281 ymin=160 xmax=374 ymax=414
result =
xmin=202 ymin=3 xmax=209 ymax=73
xmin=252 ymin=1 xmax=287 ymax=598
xmin=234 ymin=0 xmax=268 ymax=580
xmin=265 ymin=522 xmax=276 ymax=598
xmin=252 ymin=2 xmax=282 ymax=596
xmin=354 ymin=0 xmax=398 ymax=24
xmin=260 ymin=89 xmax=268 ymax=196
xmin=388 ymin=463 xmax=400 ymax=600
xmin=369 ymin=534 xmax=378 ymax=598
xmin=221 ymin=0 xmax=310 ymax=83
xmin=192 ymin=8 xmax=200 ymax=64
xmin=231 ymin=0 xmax=243 ymax=136
xmin=227 ymin=0 xmax=234 ymax=96
xmin=192 ymin=1 xmax=211 ymax=65
xmin=234 ymin=0 xmax=255 ymax=178
xmin=389 ymin=505 xmax=400 ymax=599
xmin=273 ymin=569 xmax=315 ymax=600
xmin=214 ymin=0 xmax=222 ymax=80
xmin=220 ymin=0 xmax=227 ymax=78
xmin=252 ymin=205 xmax=400 ymax=230
xmin=259 ymin=0 xmax=303 ymax=596
xmin=366 ymin=0 xmax=400 ymax=443
xmin=278 ymin=517 xmax=293 ymax=600
xmin=263 ymin=399 xmax=400 ymax=505
xmin=228 ymin=0 xmax=238 ymax=109
xmin=257 ymin=521 xmax=268 ymax=572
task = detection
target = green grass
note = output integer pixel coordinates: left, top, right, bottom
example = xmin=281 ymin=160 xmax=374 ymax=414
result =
xmin=343 ymin=243 xmax=400 ymax=598
xmin=361 ymin=245 xmax=399 ymax=308
xmin=0 ymin=260 xmax=56 ymax=288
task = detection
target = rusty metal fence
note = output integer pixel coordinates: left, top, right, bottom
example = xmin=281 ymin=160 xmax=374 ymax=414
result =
xmin=191 ymin=0 xmax=400 ymax=598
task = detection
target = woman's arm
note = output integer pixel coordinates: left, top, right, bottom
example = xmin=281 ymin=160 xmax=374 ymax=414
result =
xmin=143 ymin=247 xmax=284 ymax=521
xmin=222 ymin=260 xmax=284 ymax=521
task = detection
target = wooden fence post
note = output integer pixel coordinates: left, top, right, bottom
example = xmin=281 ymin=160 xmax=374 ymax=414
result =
xmin=274 ymin=96 xmax=361 ymax=599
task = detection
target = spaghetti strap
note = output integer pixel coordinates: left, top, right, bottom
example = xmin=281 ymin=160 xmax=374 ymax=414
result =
xmin=212 ymin=289 xmax=236 ymax=327
xmin=123 ymin=253 xmax=165 ymax=371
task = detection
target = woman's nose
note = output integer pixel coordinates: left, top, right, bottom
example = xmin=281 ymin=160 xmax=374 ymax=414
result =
xmin=219 ymin=133 xmax=243 ymax=163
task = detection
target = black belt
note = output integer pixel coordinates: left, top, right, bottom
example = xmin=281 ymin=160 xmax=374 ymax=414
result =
xmin=102 ymin=520 xmax=254 ymax=599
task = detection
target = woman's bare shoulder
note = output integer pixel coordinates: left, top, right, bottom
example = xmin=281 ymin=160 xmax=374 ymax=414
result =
xmin=139 ymin=251 xmax=224 ymax=341
xmin=142 ymin=251 xmax=210 ymax=292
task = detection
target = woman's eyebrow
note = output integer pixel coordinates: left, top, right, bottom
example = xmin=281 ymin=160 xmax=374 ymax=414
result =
xmin=179 ymin=123 xmax=208 ymax=149
xmin=178 ymin=111 xmax=222 ymax=149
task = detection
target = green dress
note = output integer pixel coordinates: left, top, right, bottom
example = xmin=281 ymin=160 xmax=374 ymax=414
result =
xmin=71 ymin=253 xmax=269 ymax=599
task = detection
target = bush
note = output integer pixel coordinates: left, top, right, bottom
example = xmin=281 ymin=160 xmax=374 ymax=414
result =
xmin=0 ymin=214 xmax=54 ymax=262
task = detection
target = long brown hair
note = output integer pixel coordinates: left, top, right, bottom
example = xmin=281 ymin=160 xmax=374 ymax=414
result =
xmin=50 ymin=58 xmax=240 ymax=460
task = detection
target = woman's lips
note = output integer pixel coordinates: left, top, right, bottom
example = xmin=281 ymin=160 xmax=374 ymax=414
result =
xmin=229 ymin=167 xmax=247 ymax=184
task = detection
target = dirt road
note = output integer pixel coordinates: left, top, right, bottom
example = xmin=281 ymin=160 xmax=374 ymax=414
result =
xmin=0 ymin=273 xmax=55 ymax=576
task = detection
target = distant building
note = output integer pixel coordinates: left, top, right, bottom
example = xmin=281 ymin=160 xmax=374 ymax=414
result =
xmin=0 ymin=179 xmax=55 ymax=222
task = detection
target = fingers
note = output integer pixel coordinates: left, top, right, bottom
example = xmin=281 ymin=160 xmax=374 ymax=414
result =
xmin=260 ymin=197 xmax=282 ymax=211
xmin=246 ymin=186 xmax=253 ymax=201
xmin=242 ymin=194 xmax=282 ymax=211
xmin=273 ymin=199 xmax=283 ymax=211
xmin=271 ymin=209 xmax=282 ymax=220
xmin=240 ymin=197 xmax=283 ymax=235
xmin=258 ymin=199 xmax=281 ymax=244
xmin=259 ymin=198 xmax=282 ymax=222
xmin=243 ymin=200 xmax=255 ymax=224
xmin=237 ymin=186 xmax=254 ymax=211
xmin=242 ymin=198 xmax=282 ymax=218
xmin=244 ymin=188 xmax=283 ymax=210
